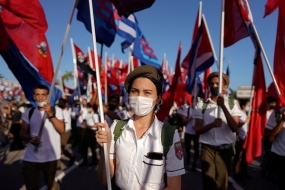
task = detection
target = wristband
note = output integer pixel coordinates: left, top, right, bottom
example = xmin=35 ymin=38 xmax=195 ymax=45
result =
xmin=49 ymin=115 xmax=56 ymax=119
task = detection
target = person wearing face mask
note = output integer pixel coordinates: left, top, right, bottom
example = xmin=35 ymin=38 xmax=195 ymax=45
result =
xmin=232 ymin=99 xmax=251 ymax=180
xmin=193 ymin=72 xmax=241 ymax=190
xmin=96 ymin=65 xmax=185 ymax=190
xmin=82 ymin=103 xmax=100 ymax=165
xmin=57 ymin=98 xmax=76 ymax=168
xmin=261 ymin=96 xmax=277 ymax=182
xmin=20 ymin=84 xmax=64 ymax=190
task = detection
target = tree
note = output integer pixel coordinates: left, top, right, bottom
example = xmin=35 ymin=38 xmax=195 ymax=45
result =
xmin=62 ymin=71 xmax=73 ymax=82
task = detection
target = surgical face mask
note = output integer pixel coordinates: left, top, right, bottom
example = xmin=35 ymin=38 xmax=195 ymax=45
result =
xmin=269 ymin=105 xmax=276 ymax=110
xmin=129 ymin=96 xmax=157 ymax=116
xmin=12 ymin=107 xmax=15 ymax=111
xmin=210 ymin=86 xmax=219 ymax=97
xmin=108 ymin=104 xmax=117 ymax=111
xmin=36 ymin=100 xmax=47 ymax=108
xmin=244 ymin=106 xmax=250 ymax=112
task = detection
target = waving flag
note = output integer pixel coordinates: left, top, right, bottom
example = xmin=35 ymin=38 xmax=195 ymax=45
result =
xmin=264 ymin=0 xmax=278 ymax=18
xmin=272 ymin=0 xmax=285 ymax=107
xmin=76 ymin=0 xmax=120 ymax=47
xmin=0 ymin=0 xmax=61 ymax=106
xmin=224 ymin=0 xmax=258 ymax=47
xmin=118 ymin=14 xmax=160 ymax=68
xmin=184 ymin=14 xmax=214 ymax=97
xmin=243 ymin=48 xmax=267 ymax=163
xmin=157 ymin=42 xmax=182 ymax=121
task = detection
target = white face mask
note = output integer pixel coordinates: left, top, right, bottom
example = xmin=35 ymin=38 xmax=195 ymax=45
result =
xmin=244 ymin=106 xmax=250 ymax=112
xmin=36 ymin=100 xmax=47 ymax=108
xmin=129 ymin=96 xmax=157 ymax=116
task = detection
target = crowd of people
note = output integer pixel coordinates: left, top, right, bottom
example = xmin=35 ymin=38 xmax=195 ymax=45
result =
xmin=0 ymin=65 xmax=284 ymax=190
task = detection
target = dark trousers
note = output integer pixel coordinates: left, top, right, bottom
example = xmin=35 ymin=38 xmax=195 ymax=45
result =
xmin=270 ymin=152 xmax=285 ymax=190
xmin=184 ymin=133 xmax=200 ymax=166
xmin=232 ymin=139 xmax=248 ymax=175
xmin=82 ymin=129 xmax=98 ymax=164
xmin=22 ymin=160 xmax=58 ymax=190
xmin=201 ymin=144 xmax=234 ymax=190
xmin=10 ymin=123 xmax=23 ymax=149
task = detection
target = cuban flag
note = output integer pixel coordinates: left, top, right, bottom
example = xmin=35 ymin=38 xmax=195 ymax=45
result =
xmin=0 ymin=1 xmax=61 ymax=106
xmin=224 ymin=0 xmax=257 ymax=48
xmin=117 ymin=14 xmax=160 ymax=69
xmin=76 ymin=0 xmax=120 ymax=47
xmin=184 ymin=13 xmax=215 ymax=97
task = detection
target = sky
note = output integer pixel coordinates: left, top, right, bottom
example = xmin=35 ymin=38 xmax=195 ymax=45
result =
xmin=0 ymin=0 xmax=279 ymax=91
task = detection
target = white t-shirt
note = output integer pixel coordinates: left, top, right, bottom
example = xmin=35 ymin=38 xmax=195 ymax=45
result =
xmin=238 ymin=111 xmax=249 ymax=140
xmin=180 ymin=106 xmax=196 ymax=135
xmin=265 ymin=110 xmax=274 ymax=129
xmin=193 ymin=96 xmax=242 ymax=146
xmin=109 ymin=116 xmax=185 ymax=190
xmin=86 ymin=112 xmax=99 ymax=130
xmin=76 ymin=107 xmax=88 ymax=128
xmin=63 ymin=109 xmax=72 ymax=131
xmin=266 ymin=107 xmax=285 ymax=156
xmin=22 ymin=107 xmax=63 ymax=162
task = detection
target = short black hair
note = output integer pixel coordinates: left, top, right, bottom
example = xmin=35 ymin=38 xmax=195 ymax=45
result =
xmin=267 ymin=96 xmax=277 ymax=104
xmin=58 ymin=98 xmax=68 ymax=104
xmin=108 ymin=94 xmax=120 ymax=103
xmin=239 ymin=99 xmax=249 ymax=108
xmin=33 ymin=84 xmax=49 ymax=94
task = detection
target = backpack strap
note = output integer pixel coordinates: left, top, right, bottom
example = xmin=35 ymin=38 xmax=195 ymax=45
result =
xmin=28 ymin=107 xmax=36 ymax=134
xmin=113 ymin=119 xmax=129 ymax=142
xmin=161 ymin=123 xmax=176 ymax=158
xmin=275 ymin=109 xmax=282 ymax=122
xmin=202 ymin=100 xmax=210 ymax=114
xmin=28 ymin=107 xmax=36 ymax=121
xmin=228 ymin=97 xmax=235 ymax=110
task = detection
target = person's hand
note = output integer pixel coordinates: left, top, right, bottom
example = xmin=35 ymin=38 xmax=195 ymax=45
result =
xmin=213 ymin=118 xmax=222 ymax=127
xmin=217 ymin=95 xmax=225 ymax=107
xmin=30 ymin=136 xmax=41 ymax=145
xmin=96 ymin=121 xmax=111 ymax=147
xmin=43 ymin=102 xmax=54 ymax=117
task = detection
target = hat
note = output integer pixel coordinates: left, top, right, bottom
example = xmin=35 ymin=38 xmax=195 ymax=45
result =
xmin=124 ymin=65 xmax=164 ymax=93
xmin=207 ymin=72 xmax=230 ymax=86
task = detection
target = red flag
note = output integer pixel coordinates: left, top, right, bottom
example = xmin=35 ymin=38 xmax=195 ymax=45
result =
xmin=203 ymin=68 xmax=211 ymax=100
xmin=264 ymin=0 xmax=279 ymax=18
xmin=174 ymin=83 xmax=192 ymax=107
xmin=243 ymin=50 xmax=267 ymax=163
xmin=273 ymin=0 xmax=285 ymax=107
xmin=157 ymin=42 xmax=181 ymax=121
xmin=133 ymin=57 xmax=139 ymax=68
xmin=224 ymin=0 xmax=251 ymax=47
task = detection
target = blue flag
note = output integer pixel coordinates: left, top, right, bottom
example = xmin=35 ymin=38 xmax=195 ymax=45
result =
xmin=76 ymin=0 xmax=119 ymax=47
xmin=118 ymin=14 xmax=160 ymax=69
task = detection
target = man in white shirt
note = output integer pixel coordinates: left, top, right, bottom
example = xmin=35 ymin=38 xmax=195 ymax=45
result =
xmin=20 ymin=85 xmax=64 ymax=190
xmin=57 ymin=98 xmax=75 ymax=167
xmin=82 ymin=103 xmax=100 ymax=165
xmin=266 ymin=106 xmax=285 ymax=189
xmin=181 ymin=102 xmax=200 ymax=171
xmin=193 ymin=72 xmax=241 ymax=190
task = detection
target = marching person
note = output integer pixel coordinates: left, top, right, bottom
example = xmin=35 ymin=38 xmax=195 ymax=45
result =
xmin=193 ymin=72 xmax=241 ymax=190
xmin=232 ymin=99 xmax=251 ymax=179
xmin=20 ymin=84 xmax=64 ymax=190
xmin=96 ymin=65 xmax=185 ymax=190
xmin=57 ymin=98 xmax=76 ymax=167
xmin=266 ymin=106 xmax=285 ymax=189
xmin=181 ymin=99 xmax=200 ymax=171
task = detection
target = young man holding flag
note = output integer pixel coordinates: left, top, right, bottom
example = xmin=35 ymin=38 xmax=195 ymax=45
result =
xmin=193 ymin=72 xmax=241 ymax=190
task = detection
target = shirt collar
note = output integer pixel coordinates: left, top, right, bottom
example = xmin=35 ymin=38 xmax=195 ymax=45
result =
xmin=125 ymin=115 xmax=161 ymax=140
